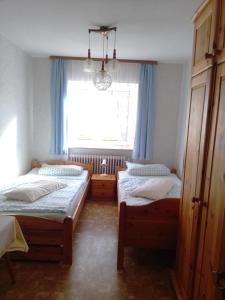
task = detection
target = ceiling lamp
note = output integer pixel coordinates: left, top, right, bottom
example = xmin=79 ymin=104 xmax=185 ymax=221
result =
xmin=84 ymin=26 xmax=119 ymax=91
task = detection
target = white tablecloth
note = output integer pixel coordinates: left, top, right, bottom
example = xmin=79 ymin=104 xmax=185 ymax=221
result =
xmin=0 ymin=215 xmax=28 ymax=257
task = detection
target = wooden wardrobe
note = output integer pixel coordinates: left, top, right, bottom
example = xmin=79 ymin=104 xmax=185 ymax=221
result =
xmin=172 ymin=0 xmax=225 ymax=299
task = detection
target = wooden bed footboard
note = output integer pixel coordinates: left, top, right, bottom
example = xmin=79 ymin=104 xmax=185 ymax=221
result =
xmin=117 ymin=198 xmax=180 ymax=270
xmin=11 ymin=179 xmax=90 ymax=265
xmin=12 ymin=215 xmax=73 ymax=264
xmin=5 ymin=160 xmax=92 ymax=265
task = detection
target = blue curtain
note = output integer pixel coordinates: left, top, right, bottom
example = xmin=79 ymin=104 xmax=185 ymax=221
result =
xmin=50 ymin=59 xmax=67 ymax=155
xmin=132 ymin=64 xmax=155 ymax=160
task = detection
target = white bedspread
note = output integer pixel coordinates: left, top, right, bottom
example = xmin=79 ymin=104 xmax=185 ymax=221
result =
xmin=0 ymin=170 xmax=89 ymax=221
xmin=118 ymin=171 xmax=181 ymax=206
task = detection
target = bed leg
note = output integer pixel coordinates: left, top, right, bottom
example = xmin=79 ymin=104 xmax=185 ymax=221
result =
xmin=63 ymin=217 xmax=73 ymax=265
xmin=4 ymin=253 xmax=15 ymax=284
xmin=117 ymin=241 xmax=124 ymax=270
xmin=117 ymin=201 xmax=126 ymax=270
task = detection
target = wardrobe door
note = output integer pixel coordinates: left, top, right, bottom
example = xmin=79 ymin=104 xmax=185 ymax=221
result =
xmin=174 ymin=69 xmax=213 ymax=300
xmin=192 ymin=0 xmax=216 ymax=76
xmin=217 ymin=0 xmax=225 ymax=64
xmin=196 ymin=62 xmax=225 ymax=300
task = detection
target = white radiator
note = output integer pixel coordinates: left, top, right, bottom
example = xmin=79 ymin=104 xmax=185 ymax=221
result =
xmin=68 ymin=153 xmax=125 ymax=174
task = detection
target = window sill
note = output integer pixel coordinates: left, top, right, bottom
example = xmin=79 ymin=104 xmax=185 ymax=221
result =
xmin=68 ymin=141 xmax=133 ymax=151
xmin=69 ymin=145 xmax=133 ymax=151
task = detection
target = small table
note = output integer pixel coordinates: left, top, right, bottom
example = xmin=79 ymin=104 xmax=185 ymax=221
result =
xmin=0 ymin=215 xmax=28 ymax=283
xmin=91 ymin=174 xmax=116 ymax=200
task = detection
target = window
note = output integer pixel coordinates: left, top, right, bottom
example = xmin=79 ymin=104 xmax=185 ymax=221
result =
xmin=66 ymin=80 xmax=138 ymax=149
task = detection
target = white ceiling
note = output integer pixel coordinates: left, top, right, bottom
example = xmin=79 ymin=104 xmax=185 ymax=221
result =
xmin=0 ymin=0 xmax=202 ymax=62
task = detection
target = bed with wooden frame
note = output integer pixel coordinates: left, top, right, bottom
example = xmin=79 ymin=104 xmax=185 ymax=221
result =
xmin=3 ymin=160 xmax=93 ymax=265
xmin=117 ymin=167 xmax=180 ymax=270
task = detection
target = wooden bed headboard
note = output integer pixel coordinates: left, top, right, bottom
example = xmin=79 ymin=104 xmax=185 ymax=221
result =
xmin=31 ymin=160 xmax=93 ymax=176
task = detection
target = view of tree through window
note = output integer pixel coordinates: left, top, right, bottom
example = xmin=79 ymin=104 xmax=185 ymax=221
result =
xmin=66 ymin=80 xmax=138 ymax=149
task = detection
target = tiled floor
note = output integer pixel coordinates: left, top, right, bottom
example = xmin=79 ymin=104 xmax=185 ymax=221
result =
xmin=0 ymin=200 xmax=176 ymax=300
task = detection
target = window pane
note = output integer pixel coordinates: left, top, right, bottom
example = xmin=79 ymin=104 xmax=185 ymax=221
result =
xmin=66 ymin=80 xmax=138 ymax=149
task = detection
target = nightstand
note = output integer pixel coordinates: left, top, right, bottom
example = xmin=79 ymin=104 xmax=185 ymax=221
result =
xmin=91 ymin=174 xmax=116 ymax=200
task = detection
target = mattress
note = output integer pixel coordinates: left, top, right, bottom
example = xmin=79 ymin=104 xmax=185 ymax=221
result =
xmin=0 ymin=169 xmax=89 ymax=222
xmin=118 ymin=170 xmax=181 ymax=206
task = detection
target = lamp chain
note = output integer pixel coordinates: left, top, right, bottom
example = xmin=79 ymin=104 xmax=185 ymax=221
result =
xmin=106 ymin=35 xmax=109 ymax=63
xmin=114 ymin=29 xmax=117 ymax=49
xmin=88 ymin=31 xmax=91 ymax=58
xmin=102 ymin=34 xmax=105 ymax=61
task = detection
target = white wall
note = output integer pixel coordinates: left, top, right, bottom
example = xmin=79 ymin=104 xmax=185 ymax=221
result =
xmin=32 ymin=59 xmax=188 ymax=174
xmin=175 ymin=61 xmax=192 ymax=177
xmin=151 ymin=63 xmax=183 ymax=169
xmin=0 ymin=34 xmax=33 ymax=185
xmin=32 ymin=58 xmax=51 ymax=160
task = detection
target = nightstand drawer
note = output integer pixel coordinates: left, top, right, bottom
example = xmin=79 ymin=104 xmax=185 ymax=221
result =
xmin=92 ymin=189 xmax=114 ymax=199
xmin=92 ymin=181 xmax=115 ymax=188
xmin=92 ymin=185 xmax=115 ymax=193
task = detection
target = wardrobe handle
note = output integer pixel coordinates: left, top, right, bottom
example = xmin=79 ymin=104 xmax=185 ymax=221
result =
xmin=205 ymin=49 xmax=221 ymax=59
xmin=212 ymin=271 xmax=225 ymax=290
xmin=205 ymin=52 xmax=214 ymax=59
xmin=192 ymin=197 xmax=200 ymax=204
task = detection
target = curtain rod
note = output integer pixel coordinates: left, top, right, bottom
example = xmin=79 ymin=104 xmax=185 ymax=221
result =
xmin=49 ymin=55 xmax=158 ymax=65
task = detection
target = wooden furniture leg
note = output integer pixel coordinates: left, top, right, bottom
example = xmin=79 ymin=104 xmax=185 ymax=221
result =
xmin=117 ymin=202 xmax=126 ymax=270
xmin=117 ymin=240 xmax=124 ymax=270
xmin=63 ymin=217 xmax=73 ymax=265
xmin=4 ymin=253 xmax=15 ymax=284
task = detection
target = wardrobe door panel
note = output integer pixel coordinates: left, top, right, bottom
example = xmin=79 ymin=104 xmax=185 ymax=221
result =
xmin=192 ymin=0 xmax=216 ymax=76
xmin=175 ymin=69 xmax=212 ymax=300
xmin=217 ymin=0 xmax=225 ymax=63
xmin=197 ymin=62 xmax=225 ymax=300
xmin=192 ymin=67 xmax=218 ymax=300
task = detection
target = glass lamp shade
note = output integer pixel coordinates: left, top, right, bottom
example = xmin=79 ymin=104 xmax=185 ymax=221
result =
xmin=106 ymin=58 xmax=120 ymax=73
xmin=83 ymin=58 xmax=95 ymax=73
xmin=93 ymin=70 xmax=112 ymax=91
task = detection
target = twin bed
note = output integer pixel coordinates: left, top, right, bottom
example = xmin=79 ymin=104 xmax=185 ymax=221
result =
xmin=117 ymin=164 xmax=181 ymax=270
xmin=0 ymin=160 xmax=93 ymax=265
xmin=0 ymin=159 xmax=181 ymax=269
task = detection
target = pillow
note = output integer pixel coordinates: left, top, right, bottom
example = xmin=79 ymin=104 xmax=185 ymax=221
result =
xmin=38 ymin=165 xmax=83 ymax=176
xmin=4 ymin=180 xmax=67 ymax=202
xmin=126 ymin=161 xmax=143 ymax=169
xmin=129 ymin=177 xmax=175 ymax=200
xmin=126 ymin=162 xmax=170 ymax=176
